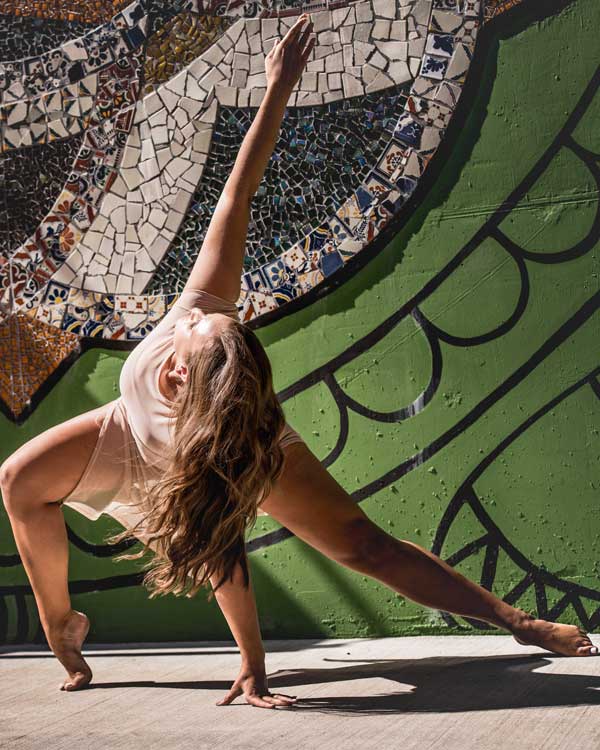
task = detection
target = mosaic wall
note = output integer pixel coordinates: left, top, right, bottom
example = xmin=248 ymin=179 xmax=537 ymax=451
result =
xmin=0 ymin=0 xmax=521 ymax=421
xmin=2 ymin=0 xmax=599 ymax=644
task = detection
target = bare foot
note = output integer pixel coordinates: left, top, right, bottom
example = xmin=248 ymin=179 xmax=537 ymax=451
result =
xmin=510 ymin=609 xmax=599 ymax=657
xmin=47 ymin=609 xmax=93 ymax=691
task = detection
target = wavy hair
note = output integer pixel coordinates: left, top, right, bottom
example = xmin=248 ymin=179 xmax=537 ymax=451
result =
xmin=105 ymin=319 xmax=286 ymax=600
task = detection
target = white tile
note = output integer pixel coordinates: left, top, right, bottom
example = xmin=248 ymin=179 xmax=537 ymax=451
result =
xmin=126 ymin=198 xmax=143 ymax=224
xmin=365 ymin=70 xmax=394 ymax=92
xmin=122 ymin=167 xmax=143 ymax=191
xmin=111 ymin=206 xmax=127 ymax=233
xmin=156 ymin=146 xmax=172 ymax=170
xmin=126 ymin=225 xmax=139 ymax=243
xmin=230 ymin=69 xmax=248 ymax=88
xmin=179 ymin=96 xmax=204 ymax=119
xmin=325 ymin=51 xmax=343 ymax=73
xmin=372 ymin=18 xmax=391 ymax=38
xmin=165 ymin=157 xmax=189 ymax=181
xmin=140 ymin=176 xmax=164 ymax=203
xmin=388 ymin=59 xmax=412 ymax=83
xmin=132 ymin=271 xmax=152 ymax=295
xmin=373 ymin=0 xmax=396 ymax=19
xmin=148 ymin=207 xmax=167 ymax=229
xmin=84 ymin=275 xmax=107 ymax=293
xmin=217 ymin=85 xmax=236 ymax=106
xmin=151 ymin=125 xmax=169 ymax=146
xmin=374 ymin=40 xmax=409 ymax=59
xmin=355 ymin=2 xmax=374 ymax=23
xmin=109 ymin=252 xmax=122 ymax=275
xmin=140 ymin=156 xmax=160 ymax=181
xmin=116 ymin=274 xmax=133 ymax=294
xmin=193 ymin=127 xmax=212 ymax=154
xmin=391 ymin=19 xmax=408 ymax=39
xmin=166 ymin=70 xmax=187 ymax=97
xmin=342 ymin=72 xmax=364 ymax=98
xmin=135 ymin=246 xmax=155 ymax=272
xmin=138 ymin=222 xmax=159 ymax=248
xmin=143 ymin=91 xmax=163 ymax=117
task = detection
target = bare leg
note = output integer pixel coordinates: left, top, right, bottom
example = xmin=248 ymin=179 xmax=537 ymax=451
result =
xmin=1 ymin=402 xmax=113 ymax=689
xmin=260 ymin=443 xmax=597 ymax=657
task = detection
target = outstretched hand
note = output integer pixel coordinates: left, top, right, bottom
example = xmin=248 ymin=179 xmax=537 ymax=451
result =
xmin=265 ymin=13 xmax=315 ymax=95
xmin=216 ymin=663 xmax=297 ymax=709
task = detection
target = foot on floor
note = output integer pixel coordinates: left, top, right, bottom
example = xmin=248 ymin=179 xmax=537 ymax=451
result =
xmin=47 ymin=609 xmax=93 ymax=691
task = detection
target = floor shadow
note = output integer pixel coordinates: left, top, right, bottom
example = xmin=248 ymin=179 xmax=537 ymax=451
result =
xmin=44 ymin=652 xmax=600 ymax=715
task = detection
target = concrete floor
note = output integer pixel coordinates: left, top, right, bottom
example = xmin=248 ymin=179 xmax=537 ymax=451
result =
xmin=2 ymin=635 xmax=600 ymax=750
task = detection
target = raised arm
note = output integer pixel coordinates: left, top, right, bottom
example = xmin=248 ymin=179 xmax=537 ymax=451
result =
xmin=182 ymin=13 xmax=315 ymax=303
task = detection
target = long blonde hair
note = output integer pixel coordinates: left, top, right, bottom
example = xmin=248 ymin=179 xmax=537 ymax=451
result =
xmin=106 ymin=320 xmax=286 ymax=599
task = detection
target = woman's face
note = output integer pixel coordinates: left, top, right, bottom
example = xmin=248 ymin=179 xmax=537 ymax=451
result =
xmin=173 ymin=307 xmax=233 ymax=361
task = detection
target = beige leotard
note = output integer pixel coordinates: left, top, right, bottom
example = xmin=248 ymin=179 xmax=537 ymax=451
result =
xmin=60 ymin=287 xmax=303 ymax=536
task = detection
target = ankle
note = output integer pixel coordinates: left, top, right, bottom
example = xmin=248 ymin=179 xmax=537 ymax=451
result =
xmin=44 ymin=608 xmax=74 ymax=636
xmin=500 ymin=606 xmax=536 ymax=634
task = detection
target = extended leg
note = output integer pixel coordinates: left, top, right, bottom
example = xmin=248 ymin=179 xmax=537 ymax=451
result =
xmin=1 ymin=401 xmax=113 ymax=689
xmin=260 ymin=443 xmax=597 ymax=656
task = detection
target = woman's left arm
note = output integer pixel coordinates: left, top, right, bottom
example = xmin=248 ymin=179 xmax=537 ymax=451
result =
xmin=210 ymin=560 xmax=297 ymax=709
xmin=181 ymin=13 xmax=315 ymax=303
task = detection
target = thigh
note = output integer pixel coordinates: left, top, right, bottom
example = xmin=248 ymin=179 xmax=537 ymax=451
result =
xmin=0 ymin=400 xmax=115 ymax=508
xmin=259 ymin=442 xmax=372 ymax=561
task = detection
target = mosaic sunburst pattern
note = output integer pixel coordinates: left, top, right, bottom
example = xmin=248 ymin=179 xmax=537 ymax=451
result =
xmin=0 ymin=0 xmax=523 ymax=420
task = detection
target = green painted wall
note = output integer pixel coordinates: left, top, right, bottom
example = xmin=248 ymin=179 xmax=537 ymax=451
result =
xmin=2 ymin=0 xmax=599 ymax=643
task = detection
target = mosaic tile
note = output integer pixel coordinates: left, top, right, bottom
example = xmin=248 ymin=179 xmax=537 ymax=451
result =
xmin=0 ymin=15 xmax=93 ymax=60
xmin=463 ymin=0 xmax=481 ymax=17
xmin=0 ymin=2 xmax=148 ymax=104
xmin=432 ymin=0 xmax=457 ymax=10
xmin=1 ymin=45 xmax=144 ymax=313
xmin=0 ymin=136 xmax=82 ymax=255
xmin=420 ymin=53 xmax=450 ymax=80
xmin=405 ymin=93 xmax=452 ymax=128
xmin=445 ymin=40 xmax=473 ymax=84
xmin=425 ymin=33 xmax=455 ymax=58
xmin=147 ymin=84 xmax=410 ymax=293
xmin=0 ymin=305 xmax=79 ymax=419
xmin=0 ymin=1 xmax=131 ymax=24
xmin=483 ymin=0 xmax=522 ymax=21
xmin=429 ymin=9 xmax=463 ymax=34
xmin=144 ymin=12 xmax=232 ymax=93
xmin=453 ymin=17 xmax=479 ymax=44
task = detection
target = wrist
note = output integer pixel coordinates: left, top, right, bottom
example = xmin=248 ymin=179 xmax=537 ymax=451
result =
xmin=265 ymin=80 xmax=295 ymax=102
xmin=240 ymin=648 xmax=265 ymax=670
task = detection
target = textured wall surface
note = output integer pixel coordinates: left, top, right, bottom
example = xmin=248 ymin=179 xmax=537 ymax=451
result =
xmin=1 ymin=0 xmax=598 ymax=643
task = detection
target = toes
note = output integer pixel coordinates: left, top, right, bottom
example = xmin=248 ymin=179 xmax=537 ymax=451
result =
xmin=576 ymin=644 xmax=598 ymax=657
xmin=60 ymin=671 xmax=91 ymax=691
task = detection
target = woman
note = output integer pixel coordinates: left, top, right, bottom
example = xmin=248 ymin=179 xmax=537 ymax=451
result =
xmin=1 ymin=14 xmax=597 ymax=710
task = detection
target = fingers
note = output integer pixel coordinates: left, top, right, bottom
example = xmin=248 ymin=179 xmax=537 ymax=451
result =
xmin=216 ymin=685 xmax=243 ymax=706
xmin=263 ymin=694 xmax=297 ymax=706
xmin=220 ymin=690 xmax=297 ymax=709
xmin=246 ymin=694 xmax=276 ymax=709
xmin=301 ymin=36 xmax=316 ymax=63
xmin=280 ymin=13 xmax=311 ymax=47
xmin=247 ymin=693 xmax=296 ymax=708
xmin=298 ymin=18 xmax=314 ymax=50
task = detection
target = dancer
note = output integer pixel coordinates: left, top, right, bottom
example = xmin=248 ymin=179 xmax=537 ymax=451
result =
xmin=1 ymin=14 xmax=597 ymax=710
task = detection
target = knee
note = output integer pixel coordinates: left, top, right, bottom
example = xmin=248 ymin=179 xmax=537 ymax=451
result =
xmin=335 ymin=518 xmax=397 ymax=574
xmin=0 ymin=458 xmax=23 ymax=514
